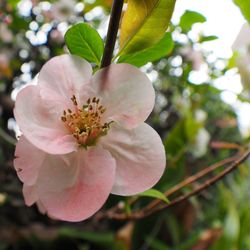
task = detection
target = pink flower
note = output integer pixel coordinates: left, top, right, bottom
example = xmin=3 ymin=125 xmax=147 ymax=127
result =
xmin=180 ymin=46 xmax=203 ymax=71
xmin=14 ymin=55 xmax=166 ymax=222
xmin=50 ymin=0 xmax=77 ymax=22
xmin=232 ymin=23 xmax=250 ymax=51
xmin=0 ymin=23 xmax=13 ymax=43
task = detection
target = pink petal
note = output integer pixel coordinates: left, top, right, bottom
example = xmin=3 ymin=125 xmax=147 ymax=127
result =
xmin=90 ymin=64 xmax=155 ymax=128
xmin=36 ymin=200 xmax=47 ymax=214
xmin=14 ymin=136 xmax=45 ymax=185
xmin=14 ymin=85 xmax=77 ymax=154
xmin=23 ymin=185 xmax=38 ymax=206
xmin=23 ymin=185 xmax=47 ymax=214
xmin=38 ymin=54 xmax=92 ymax=107
xmin=232 ymin=23 xmax=250 ymax=51
xmin=100 ymin=123 xmax=166 ymax=196
xmin=36 ymin=147 xmax=116 ymax=222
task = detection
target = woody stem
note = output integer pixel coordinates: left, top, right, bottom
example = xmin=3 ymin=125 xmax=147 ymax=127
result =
xmin=100 ymin=0 xmax=124 ymax=68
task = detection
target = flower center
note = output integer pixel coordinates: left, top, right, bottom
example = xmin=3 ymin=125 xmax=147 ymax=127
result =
xmin=61 ymin=95 xmax=112 ymax=148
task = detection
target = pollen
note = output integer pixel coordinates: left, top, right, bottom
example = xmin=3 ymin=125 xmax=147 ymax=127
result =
xmin=61 ymin=95 xmax=112 ymax=148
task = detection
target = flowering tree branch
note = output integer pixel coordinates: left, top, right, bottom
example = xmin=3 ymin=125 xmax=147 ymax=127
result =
xmin=100 ymin=0 xmax=124 ymax=68
xmin=95 ymin=148 xmax=250 ymax=221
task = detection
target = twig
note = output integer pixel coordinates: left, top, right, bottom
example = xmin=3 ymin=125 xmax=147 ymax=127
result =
xmin=139 ymin=148 xmax=250 ymax=218
xmin=210 ymin=141 xmax=243 ymax=150
xmin=97 ymin=155 xmax=237 ymax=219
xmin=96 ymin=148 xmax=250 ymax=220
xmin=142 ymin=155 xmax=238 ymax=212
xmin=100 ymin=0 xmax=124 ymax=68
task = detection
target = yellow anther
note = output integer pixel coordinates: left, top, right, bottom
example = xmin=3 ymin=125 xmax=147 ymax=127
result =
xmin=61 ymin=96 xmax=113 ymax=148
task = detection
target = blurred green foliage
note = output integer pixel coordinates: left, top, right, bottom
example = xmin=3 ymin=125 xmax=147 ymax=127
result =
xmin=0 ymin=1 xmax=250 ymax=250
xmin=233 ymin=0 xmax=250 ymax=23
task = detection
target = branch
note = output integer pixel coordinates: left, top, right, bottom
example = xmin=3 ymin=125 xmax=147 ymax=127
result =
xmin=100 ymin=0 xmax=124 ymax=68
xmin=142 ymin=155 xmax=238 ymax=212
xmin=102 ymin=155 xmax=238 ymax=218
xmin=95 ymin=148 xmax=250 ymax=221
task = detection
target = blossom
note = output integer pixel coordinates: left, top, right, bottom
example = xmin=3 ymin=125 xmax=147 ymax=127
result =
xmin=236 ymin=53 xmax=250 ymax=90
xmin=232 ymin=23 xmax=250 ymax=51
xmin=0 ymin=51 xmax=12 ymax=79
xmin=50 ymin=0 xmax=77 ymax=22
xmin=14 ymin=54 xmax=166 ymax=222
xmin=180 ymin=46 xmax=203 ymax=71
xmin=232 ymin=23 xmax=250 ymax=91
xmin=0 ymin=23 xmax=13 ymax=43
xmin=190 ymin=128 xmax=210 ymax=158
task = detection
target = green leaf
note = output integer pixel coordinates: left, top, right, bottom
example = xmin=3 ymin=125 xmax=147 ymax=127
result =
xmin=224 ymin=205 xmax=240 ymax=244
xmin=164 ymin=116 xmax=200 ymax=158
xmin=164 ymin=119 xmax=187 ymax=158
xmin=146 ymin=237 xmax=170 ymax=250
xmin=179 ymin=10 xmax=206 ymax=32
xmin=119 ymin=0 xmax=176 ymax=56
xmin=137 ymin=188 xmax=169 ymax=203
xmin=237 ymin=94 xmax=250 ymax=103
xmin=84 ymin=0 xmax=112 ymax=13
xmin=7 ymin=0 xmax=19 ymax=8
xmin=0 ymin=244 xmax=7 ymax=250
xmin=9 ymin=12 xmax=29 ymax=31
xmin=233 ymin=0 xmax=250 ymax=23
xmin=227 ymin=51 xmax=239 ymax=70
xmin=60 ymin=228 xmax=114 ymax=246
xmin=124 ymin=200 xmax=132 ymax=215
xmin=199 ymin=35 xmax=218 ymax=43
xmin=65 ymin=23 xmax=104 ymax=66
xmin=185 ymin=116 xmax=201 ymax=141
xmin=118 ymin=33 xmax=174 ymax=67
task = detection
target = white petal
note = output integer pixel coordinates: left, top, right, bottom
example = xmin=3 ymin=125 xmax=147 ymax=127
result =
xmin=36 ymin=147 xmax=116 ymax=222
xmin=38 ymin=54 xmax=92 ymax=105
xmin=90 ymin=64 xmax=155 ymax=128
xmin=100 ymin=123 xmax=166 ymax=196
xmin=14 ymin=85 xmax=77 ymax=154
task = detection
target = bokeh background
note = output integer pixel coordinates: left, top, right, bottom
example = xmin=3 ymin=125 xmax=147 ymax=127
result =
xmin=1 ymin=0 xmax=250 ymax=249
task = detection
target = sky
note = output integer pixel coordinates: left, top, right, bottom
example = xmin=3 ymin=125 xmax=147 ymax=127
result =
xmin=172 ymin=0 xmax=250 ymax=136
xmin=172 ymin=0 xmax=246 ymax=58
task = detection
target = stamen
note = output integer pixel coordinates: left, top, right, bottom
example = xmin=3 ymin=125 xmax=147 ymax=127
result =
xmin=71 ymin=95 xmax=78 ymax=106
xmin=61 ymin=96 xmax=113 ymax=148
